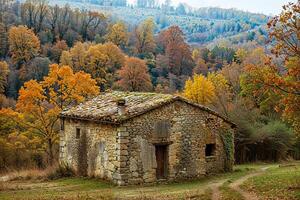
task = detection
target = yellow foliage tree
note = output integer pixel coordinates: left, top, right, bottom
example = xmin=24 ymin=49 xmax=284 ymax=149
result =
xmin=106 ymin=22 xmax=128 ymax=48
xmin=183 ymin=74 xmax=215 ymax=105
xmin=135 ymin=18 xmax=156 ymax=55
xmin=8 ymin=25 xmax=40 ymax=67
xmin=234 ymin=48 xmax=247 ymax=64
xmin=60 ymin=42 xmax=91 ymax=72
xmin=61 ymin=42 xmax=125 ymax=88
xmin=14 ymin=64 xmax=99 ymax=164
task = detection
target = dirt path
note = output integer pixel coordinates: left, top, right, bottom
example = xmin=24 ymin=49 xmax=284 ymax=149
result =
xmin=229 ymin=167 xmax=271 ymax=200
xmin=209 ymin=179 xmax=228 ymax=200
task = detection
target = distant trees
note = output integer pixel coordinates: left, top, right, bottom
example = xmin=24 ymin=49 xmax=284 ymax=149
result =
xmin=61 ymin=42 xmax=125 ymax=89
xmin=8 ymin=26 xmax=40 ymax=68
xmin=117 ymin=57 xmax=152 ymax=91
xmin=134 ymin=18 xmax=156 ymax=57
xmin=0 ymin=23 xmax=8 ymax=58
xmin=155 ymin=25 xmax=194 ymax=91
xmin=137 ymin=0 xmax=156 ymax=8
xmin=0 ymin=61 xmax=9 ymax=95
xmin=21 ymin=0 xmax=49 ymax=33
xmin=159 ymin=26 xmax=193 ymax=76
xmin=20 ymin=2 xmax=108 ymax=45
xmin=106 ymin=22 xmax=128 ymax=49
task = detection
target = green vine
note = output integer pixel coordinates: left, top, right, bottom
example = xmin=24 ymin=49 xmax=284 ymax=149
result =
xmin=220 ymin=129 xmax=234 ymax=172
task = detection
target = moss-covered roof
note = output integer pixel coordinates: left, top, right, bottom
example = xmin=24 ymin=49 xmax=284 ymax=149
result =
xmin=60 ymin=91 xmax=235 ymax=126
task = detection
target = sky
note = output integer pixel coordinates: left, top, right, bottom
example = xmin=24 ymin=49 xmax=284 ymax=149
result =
xmin=129 ymin=0 xmax=293 ymax=15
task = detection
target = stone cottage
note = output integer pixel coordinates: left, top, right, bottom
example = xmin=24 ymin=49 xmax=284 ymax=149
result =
xmin=59 ymin=91 xmax=235 ymax=185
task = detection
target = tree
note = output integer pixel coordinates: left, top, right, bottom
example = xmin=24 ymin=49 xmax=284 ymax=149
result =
xmin=8 ymin=25 xmax=40 ymax=68
xmin=234 ymin=48 xmax=247 ymax=64
xmin=61 ymin=42 xmax=125 ymax=89
xmin=0 ymin=61 xmax=9 ymax=94
xmin=207 ymin=72 xmax=232 ymax=117
xmin=158 ymin=26 xmax=193 ymax=76
xmin=14 ymin=64 xmax=99 ymax=164
xmin=22 ymin=57 xmax=50 ymax=81
xmin=183 ymin=74 xmax=215 ymax=105
xmin=21 ymin=0 xmax=49 ymax=33
xmin=193 ymin=58 xmax=208 ymax=75
xmin=243 ymin=2 xmax=300 ymax=134
xmin=45 ymin=40 xmax=68 ymax=63
xmin=176 ymin=3 xmax=186 ymax=15
xmin=80 ymin=11 xmax=106 ymax=41
xmin=268 ymin=2 xmax=300 ymax=58
xmin=0 ymin=23 xmax=8 ymax=58
xmin=60 ymin=42 xmax=91 ymax=72
xmin=241 ymin=57 xmax=300 ymax=133
xmin=134 ymin=18 xmax=156 ymax=56
xmin=117 ymin=57 xmax=152 ymax=92
xmin=106 ymin=22 xmax=128 ymax=49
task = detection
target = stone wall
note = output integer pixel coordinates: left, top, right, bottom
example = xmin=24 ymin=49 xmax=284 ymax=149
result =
xmin=59 ymin=119 xmax=120 ymax=182
xmin=117 ymin=100 xmax=234 ymax=185
xmin=60 ymin=100 xmax=234 ymax=185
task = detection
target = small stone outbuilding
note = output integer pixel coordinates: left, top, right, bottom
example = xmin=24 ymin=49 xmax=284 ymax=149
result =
xmin=59 ymin=91 xmax=235 ymax=185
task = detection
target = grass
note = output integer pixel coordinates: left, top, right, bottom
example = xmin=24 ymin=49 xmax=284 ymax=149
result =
xmin=0 ymin=163 xmax=297 ymax=200
xmin=0 ymin=166 xmax=250 ymax=200
xmin=219 ymin=163 xmax=279 ymax=200
xmin=241 ymin=162 xmax=300 ymax=200
xmin=219 ymin=184 xmax=243 ymax=200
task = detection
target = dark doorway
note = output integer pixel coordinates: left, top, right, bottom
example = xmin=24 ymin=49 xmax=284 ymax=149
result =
xmin=155 ymin=145 xmax=168 ymax=179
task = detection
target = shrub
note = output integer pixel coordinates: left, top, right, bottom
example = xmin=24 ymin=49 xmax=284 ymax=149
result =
xmin=47 ymin=164 xmax=75 ymax=180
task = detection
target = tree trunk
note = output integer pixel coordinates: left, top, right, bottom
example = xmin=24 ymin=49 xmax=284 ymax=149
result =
xmin=48 ymin=138 xmax=54 ymax=166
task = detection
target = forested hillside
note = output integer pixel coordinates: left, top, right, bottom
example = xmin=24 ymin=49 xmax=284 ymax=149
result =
xmin=48 ymin=0 xmax=270 ymax=44
xmin=0 ymin=0 xmax=299 ymax=173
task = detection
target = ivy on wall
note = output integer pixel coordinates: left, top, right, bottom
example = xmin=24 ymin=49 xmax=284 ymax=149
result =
xmin=220 ymin=129 xmax=234 ymax=172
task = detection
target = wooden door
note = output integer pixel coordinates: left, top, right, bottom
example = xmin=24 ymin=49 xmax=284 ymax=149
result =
xmin=155 ymin=145 xmax=168 ymax=179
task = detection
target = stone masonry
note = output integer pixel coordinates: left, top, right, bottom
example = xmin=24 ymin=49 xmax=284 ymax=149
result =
xmin=59 ymin=91 xmax=235 ymax=185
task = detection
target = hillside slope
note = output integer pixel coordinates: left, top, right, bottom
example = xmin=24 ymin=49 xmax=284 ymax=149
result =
xmin=48 ymin=0 xmax=270 ymax=44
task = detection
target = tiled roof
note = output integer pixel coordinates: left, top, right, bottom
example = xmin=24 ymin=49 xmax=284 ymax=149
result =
xmin=60 ymin=91 xmax=235 ymax=126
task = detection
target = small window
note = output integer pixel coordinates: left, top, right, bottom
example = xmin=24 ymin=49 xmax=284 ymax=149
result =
xmin=76 ymin=128 xmax=81 ymax=139
xmin=205 ymin=144 xmax=216 ymax=157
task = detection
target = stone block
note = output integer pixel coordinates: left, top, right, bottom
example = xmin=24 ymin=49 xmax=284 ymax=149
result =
xmin=118 ymin=131 xmax=129 ymax=137
xmin=118 ymin=138 xmax=129 ymax=144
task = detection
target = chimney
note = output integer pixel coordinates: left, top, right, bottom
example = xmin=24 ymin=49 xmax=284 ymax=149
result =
xmin=116 ymin=98 xmax=126 ymax=115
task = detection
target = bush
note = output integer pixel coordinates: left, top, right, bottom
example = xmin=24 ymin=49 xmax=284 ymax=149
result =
xmin=47 ymin=164 xmax=75 ymax=180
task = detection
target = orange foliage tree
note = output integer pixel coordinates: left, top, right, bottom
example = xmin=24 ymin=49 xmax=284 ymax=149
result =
xmin=117 ymin=57 xmax=153 ymax=92
xmin=242 ymin=2 xmax=300 ymax=134
xmin=158 ymin=26 xmax=193 ymax=76
xmin=5 ymin=64 xmax=99 ymax=164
